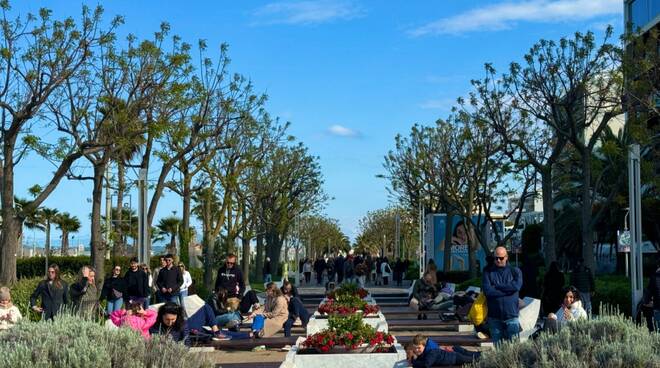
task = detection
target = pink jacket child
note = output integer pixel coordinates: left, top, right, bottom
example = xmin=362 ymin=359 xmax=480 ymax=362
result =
xmin=110 ymin=303 xmax=157 ymax=339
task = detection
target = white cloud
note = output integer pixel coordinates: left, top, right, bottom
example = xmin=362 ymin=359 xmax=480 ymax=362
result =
xmin=327 ymin=124 xmax=361 ymax=138
xmin=252 ymin=0 xmax=364 ymax=26
xmin=408 ymin=0 xmax=622 ymax=37
xmin=419 ymin=98 xmax=456 ymax=110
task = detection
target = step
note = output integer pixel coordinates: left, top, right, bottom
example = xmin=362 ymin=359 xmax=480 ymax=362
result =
xmin=201 ymin=333 xmax=490 ymax=350
xmin=215 ymin=363 xmax=281 ymax=368
xmin=396 ymin=334 xmax=491 ymax=347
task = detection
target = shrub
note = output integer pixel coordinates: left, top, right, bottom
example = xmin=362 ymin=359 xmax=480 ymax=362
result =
xmin=593 ymin=275 xmax=631 ymax=316
xmin=0 ymin=313 xmax=211 ymax=368
xmin=471 ymin=313 xmax=660 ymax=368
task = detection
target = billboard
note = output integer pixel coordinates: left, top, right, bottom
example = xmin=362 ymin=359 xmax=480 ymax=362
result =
xmin=425 ymin=214 xmax=502 ymax=272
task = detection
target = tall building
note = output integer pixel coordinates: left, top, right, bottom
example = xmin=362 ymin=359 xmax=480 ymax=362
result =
xmin=626 ymin=0 xmax=660 ymax=33
xmin=624 ymin=0 xmax=660 ymax=175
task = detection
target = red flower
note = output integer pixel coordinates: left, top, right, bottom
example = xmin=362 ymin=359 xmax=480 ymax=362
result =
xmin=320 ymin=345 xmax=330 ymax=352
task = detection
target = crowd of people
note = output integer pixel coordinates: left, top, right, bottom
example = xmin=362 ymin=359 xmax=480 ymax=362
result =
xmin=298 ymin=253 xmax=410 ymax=288
xmin=408 ymin=245 xmax=633 ymax=348
xmin=3 ymin=245 xmax=658 ymax=357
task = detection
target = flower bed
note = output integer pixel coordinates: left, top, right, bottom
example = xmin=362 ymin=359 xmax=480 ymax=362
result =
xmin=317 ymin=296 xmax=380 ymax=316
xmin=327 ymin=283 xmax=369 ymax=300
xmin=301 ymin=314 xmax=394 ymax=354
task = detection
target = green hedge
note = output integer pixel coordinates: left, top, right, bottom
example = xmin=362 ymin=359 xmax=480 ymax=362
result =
xmin=593 ymin=275 xmax=632 ymax=316
xmin=473 ymin=313 xmax=660 ymax=368
xmin=0 ymin=313 xmax=211 ymax=367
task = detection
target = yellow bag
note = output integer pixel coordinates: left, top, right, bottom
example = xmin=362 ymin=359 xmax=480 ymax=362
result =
xmin=467 ymin=293 xmax=487 ymax=326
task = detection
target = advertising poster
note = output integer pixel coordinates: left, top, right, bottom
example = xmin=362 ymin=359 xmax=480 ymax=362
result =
xmin=426 ymin=214 xmax=489 ymax=272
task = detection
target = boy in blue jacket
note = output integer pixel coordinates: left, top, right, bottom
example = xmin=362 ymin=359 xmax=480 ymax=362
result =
xmin=407 ymin=334 xmax=480 ymax=367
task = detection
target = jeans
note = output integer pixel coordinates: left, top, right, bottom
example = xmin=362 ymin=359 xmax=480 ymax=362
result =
xmin=284 ymin=297 xmax=310 ymax=337
xmin=162 ymin=292 xmax=180 ymax=305
xmin=215 ymin=312 xmax=242 ymax=328
xmin=357 ymin=275 xmax=366 ymax=288
xmin=264 ymin=274 xmax=272 ymax=283
xmin=178 ymin=289 xmax=188 ymax=306
xmin=488 ymin=317 xmax=520 ymax=346
xmin=106 ymin=298 xmax=123 ymax=315
xmin=654 ymin=310 xmax=660 ymax=332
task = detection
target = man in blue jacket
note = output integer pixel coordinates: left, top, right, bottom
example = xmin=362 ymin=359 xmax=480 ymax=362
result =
xmin=407 ymin=334 xmax=480 ymax=367
xmin=483 ymin=246 xmax=523 ymax=346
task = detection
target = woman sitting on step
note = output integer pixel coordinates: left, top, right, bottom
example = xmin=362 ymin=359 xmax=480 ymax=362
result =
xmin=248 ymin=282 xmax=289 ymax=338
xmin=543 ymin=285 xmax=587 ymax=333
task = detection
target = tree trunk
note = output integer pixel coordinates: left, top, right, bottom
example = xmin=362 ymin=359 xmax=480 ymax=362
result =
xmin=256 ymin=231 xmax=264 ymax=283
xmin=61 ymin=230 xmax=70 ymax=255
xmin=540 ymin=169 xmax=557 ymax=266
xmin=114 ymin=162 xmax=125 ymax=258
xmin=241 ymin=205 xmax=250 ymax=285
xmin=267 ymin=231 xmax=283 ymax=278
xmin=443 ymin=213 xmax=453 ymax=272
xmin=241 ymin=236 xmax=250 ymax=286
xmin=45 ymin=222 xmax=51 ymax=274
xmin=203 ymin=232 xmax=216 ymax=291
xmin=91 ymin=164 xmax=106 ymax=283
xmin=180 ymin=171 xmax=192 ymax=268
xmin=467 ymin=223 xmax=479 ymax=279
xmin=580 ymin=151 xmax=595 ymax=275
xmin=0 ymin=136 xmax=21 ymax=285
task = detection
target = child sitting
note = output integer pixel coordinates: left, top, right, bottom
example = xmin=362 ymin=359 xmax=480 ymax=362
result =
xmin=109 ymin=300 xmax=157 ymax=338
xmin=407 ymin=334 xmax=480 ymax=367
xmin=0 ymin=287 xmax=22 ymax=330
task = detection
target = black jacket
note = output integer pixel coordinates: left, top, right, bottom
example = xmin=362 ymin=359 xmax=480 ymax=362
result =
xmin=570 ymin=266 xmax=595 ymax=293
xmin=30 ymin=280 xmax=69 ymax=320
xmin=100 ymin=275 xmax=126 ymax=301
xmin=314 ymin=259 xmax=326 ymax=273
xmin=263 ymin=261 xmax=272 ymax=275
xmin=124 ymin=269 xmax=150 ymax=299
xmin=215 ymin=266 xmax=245 ymax=298
xmin=149 ymin=322 xmax=190 ymax=346
xmin=156 ymin=266 xmax=183 ymax=295
xmin=647 ymin=269 xmax=660 ymax=311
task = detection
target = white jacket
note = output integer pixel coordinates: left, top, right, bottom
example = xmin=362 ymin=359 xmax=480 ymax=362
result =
xmin=381 ymin=262 xmax=392 ymax=278
xmin=0 ymin=305 xmax=22 ymax=330
xmin=181 ymin=271 xmax=193 ymax=292
xmin=555 ymin=300 xmax=588 ymax=324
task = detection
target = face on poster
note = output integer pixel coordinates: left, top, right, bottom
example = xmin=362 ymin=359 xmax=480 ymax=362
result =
xmin=429 ymin=214 xmax=487 ymax=272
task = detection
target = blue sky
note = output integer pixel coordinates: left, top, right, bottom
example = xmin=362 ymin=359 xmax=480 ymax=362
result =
xmin=11 ymin=0 xmax=624 ymax=246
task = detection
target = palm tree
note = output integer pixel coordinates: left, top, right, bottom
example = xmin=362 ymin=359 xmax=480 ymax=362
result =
xmin=155 ymin=216 xmax=181 ymax=256
xmin=40 ymin=208 xmax=59 ymax=257
xmin=54 ymin=212 xmax=81 ymax=256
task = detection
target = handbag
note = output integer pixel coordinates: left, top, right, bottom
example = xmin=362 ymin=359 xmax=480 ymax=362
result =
xmin=467 ymin=293 xmax=488 ymax=326
xmin=112 ymin=288 xmax=123 ymax=300
xmin=252 ymin=314 xmax=266 ymax=331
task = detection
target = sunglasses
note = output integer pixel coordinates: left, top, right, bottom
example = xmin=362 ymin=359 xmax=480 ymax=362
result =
xmin=495 ymin=256 xmax=506 ymax=261
xmin=226 ymin=261 xmax=235 ymax=265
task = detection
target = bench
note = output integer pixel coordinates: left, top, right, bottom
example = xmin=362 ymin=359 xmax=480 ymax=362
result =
xmin=202 ymin=336 xmax=299 ymax=350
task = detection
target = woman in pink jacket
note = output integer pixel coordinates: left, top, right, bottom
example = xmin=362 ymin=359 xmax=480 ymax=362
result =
xmin=110 ymin=300 xmax=157 ymax=338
